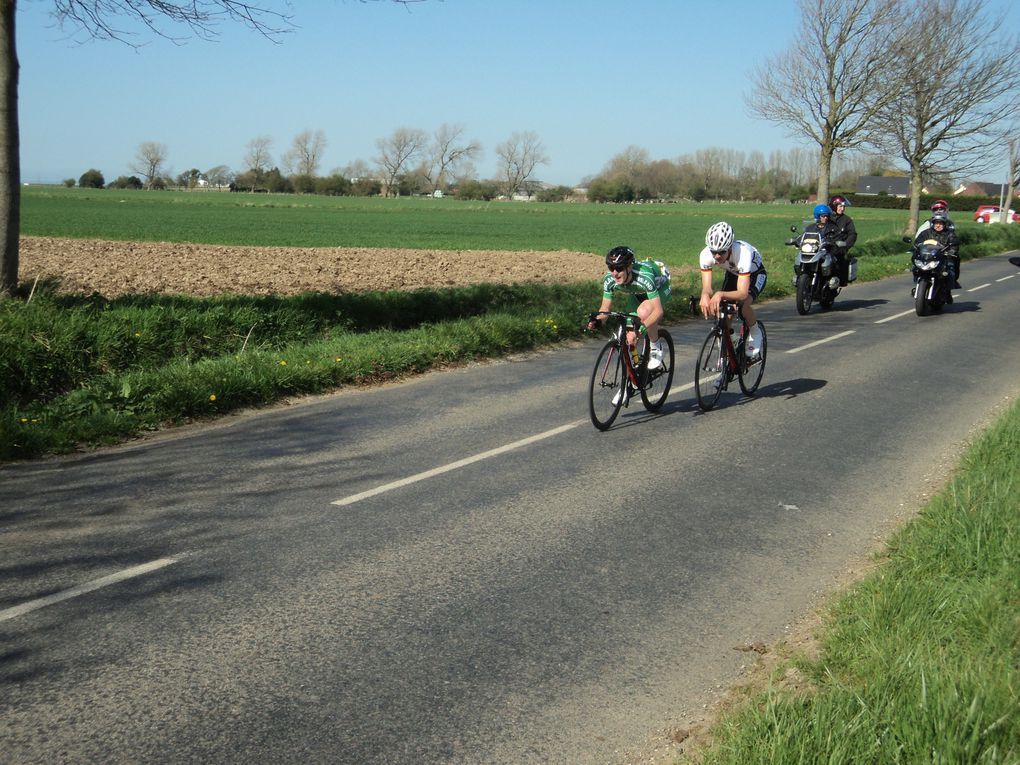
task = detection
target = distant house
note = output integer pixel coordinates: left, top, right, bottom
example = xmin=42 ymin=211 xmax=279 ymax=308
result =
xmin=953 ymin=181 xmax=1005 ymax=197
xmin=856 ymin=176 xmax=911 ymax=197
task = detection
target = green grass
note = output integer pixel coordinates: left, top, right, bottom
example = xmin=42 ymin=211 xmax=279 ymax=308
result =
xmin=22 ymin=186 xmax=916 ymax=265
xmin=685 ymin=398 xmax=1020 ymax=764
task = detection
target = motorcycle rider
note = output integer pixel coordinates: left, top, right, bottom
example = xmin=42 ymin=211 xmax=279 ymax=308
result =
xmin=800 ymin=203 xmax=841 ymax=290
xmin=828 ymin=195 xmax=857 ymax=286
xmin=698 ymin=221 xmax=767 ymax=358
xmin=913 ymin=211 xmax=961 ymax=294
xmin=915 ymin=199 xmax=956 ymax=238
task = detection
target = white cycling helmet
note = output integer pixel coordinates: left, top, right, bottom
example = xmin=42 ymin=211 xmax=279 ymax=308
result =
xmin=706 ymin=221 xmax=734 ymax=253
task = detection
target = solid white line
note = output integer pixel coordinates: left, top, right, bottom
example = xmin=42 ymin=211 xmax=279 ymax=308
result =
xmin=0 ymin=557 xmax=181 ymax=623
xmin=785 ymin=330 xmax=855 ymax=354
xmin=968 ymin=283 xmax=991 ymax=292
xmin=875 ymin=309 xmax=915 ymax=324
xmin=332 ymin=421 xmax=583 ymax=506
xmin=996 ymin=274 xmax=1015 ymax=282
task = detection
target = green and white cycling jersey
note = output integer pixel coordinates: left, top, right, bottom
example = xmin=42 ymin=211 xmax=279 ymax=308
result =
xmin=601 ymin=259 xmax=672 ymax=303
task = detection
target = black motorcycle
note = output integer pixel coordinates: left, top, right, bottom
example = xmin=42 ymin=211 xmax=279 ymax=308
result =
xmin=785 ymin=226 xmax=849 ymax=315
xmin=904 ymin=235 xmax=953 ymax=316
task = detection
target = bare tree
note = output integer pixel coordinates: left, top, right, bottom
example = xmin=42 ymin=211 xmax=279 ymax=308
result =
xmin=283 ymin=128 xmax=327 ymax=178
xmin=337 ymin=159 xmax=371 ymax=180
xmin=878 ymin=0 xmax=1020 ymax=231
xmin=129 ymin=141 xmax=169 ymax=188
xmin=424 ymin=123 xmax=480 ymax=194
xmin=495 ymin=130 xmax=548 ymax=198
xmin=375 ymin=127 xmax=427 ymax=196
xmin=746 ymin=0 xmax=902 ymax=203
xmin=243 ymin=135 xmax=273 ymax=191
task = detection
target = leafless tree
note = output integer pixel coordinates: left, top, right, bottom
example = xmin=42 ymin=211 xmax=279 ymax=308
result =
xmin=424 ymin=123 xmax=480 ymax=194
xmin=243 ymin=135 xmax=273 ymax=191
xmin=204 ymin=164 xmax=233 ymax=187
xmin=746 ymin=0 xmax=902 ymax=203
xmin=337 ymin=159 xmax=371 ymax=181
xmin=283 ymin=129 xmax=327 ymax=178
xmin=495 ymin=130 xmax=548 ymax=198
xmin=375 ymin=127 xmax=427 ymax=196
xmin=878 ymin=0 xmax=1020 ymax=231
xmin=130 ymin=141 xmax=169 ymax=188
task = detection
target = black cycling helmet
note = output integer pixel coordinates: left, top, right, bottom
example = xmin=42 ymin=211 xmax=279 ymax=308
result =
xmin=606 ymin=245 xmax=636 ymax=269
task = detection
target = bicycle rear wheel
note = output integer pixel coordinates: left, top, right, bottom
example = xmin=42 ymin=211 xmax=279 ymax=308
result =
xmin=589 ymin=340 xmax=626 ymax=430
xmin=640 ymin=330 xmax=674 ymax=412
xmin=738 ymin=321 xmax=767 ymax=395
xmin=695 ymin=330 xmax=725 ymax=411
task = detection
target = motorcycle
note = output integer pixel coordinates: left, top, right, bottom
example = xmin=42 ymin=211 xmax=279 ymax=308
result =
xmin=785 ymin=225 xmax=852 ymax=315
xmin=903 ymin=235 xmax=953 ymax=316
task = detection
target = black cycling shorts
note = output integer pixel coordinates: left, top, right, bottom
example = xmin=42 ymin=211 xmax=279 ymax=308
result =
xmin=722 ymin=269 xmax=767 ymax=300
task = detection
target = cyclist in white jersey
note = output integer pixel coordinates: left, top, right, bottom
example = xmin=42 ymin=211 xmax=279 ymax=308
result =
xmin=698 ymin=221 xmax=767 ymax=357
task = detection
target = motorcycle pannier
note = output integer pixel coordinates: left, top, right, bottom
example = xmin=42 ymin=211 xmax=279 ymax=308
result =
xmin=848 ymin=257 xmax=858 ymax=282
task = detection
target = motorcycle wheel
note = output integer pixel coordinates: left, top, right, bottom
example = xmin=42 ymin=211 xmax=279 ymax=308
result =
xmin=915 ymin=278 xmax=931 ymax=316
xmin=796 ymin=273 xmax=813 ymax=315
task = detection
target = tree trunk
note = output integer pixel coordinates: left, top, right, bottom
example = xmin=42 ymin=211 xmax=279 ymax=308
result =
xmin=0 ymin=0 xmax=19 ymax=298
xmin=908 ymin=163 xmax=924 ymax=234
xmin=816 ymin=142 xmax=833 ymax=205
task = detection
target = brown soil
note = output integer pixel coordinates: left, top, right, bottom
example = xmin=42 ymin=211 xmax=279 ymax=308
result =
xmin=19 ymin=236 xmax=604 ymax=297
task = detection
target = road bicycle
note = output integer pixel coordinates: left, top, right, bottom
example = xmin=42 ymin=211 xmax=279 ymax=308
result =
xmin=586 ymin=310 xmax=675 ymax=431
xmin=691 ymin=297 xmax=767 ymax=411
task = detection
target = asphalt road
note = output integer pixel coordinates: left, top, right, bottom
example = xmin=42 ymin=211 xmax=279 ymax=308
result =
xmin=2 ymin=253 xmax=1019 ymax=764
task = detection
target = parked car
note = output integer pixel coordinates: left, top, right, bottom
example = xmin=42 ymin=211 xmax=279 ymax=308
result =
xmin=974 ymin=205 xmax=1019 ymax=223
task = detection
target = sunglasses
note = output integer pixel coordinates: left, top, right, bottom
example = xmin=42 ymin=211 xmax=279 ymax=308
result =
xmin=609 ymin=264 xmax=629 ymax=272
xmin=710 ymin=249 xmax=728 ymax=256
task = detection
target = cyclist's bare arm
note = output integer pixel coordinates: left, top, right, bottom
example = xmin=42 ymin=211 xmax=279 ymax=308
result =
xmin=698 ymin=269 xmax=715 ymax=318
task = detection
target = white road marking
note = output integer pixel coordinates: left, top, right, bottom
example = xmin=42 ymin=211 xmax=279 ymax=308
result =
xmin=332 ymin=421 xmax=583 ymax=506
xmin=0 ymin=556 xmax=182 ymax=623
xmin=875 ymin=310 xmax=915 ymax=324
xmin=785 ymin=330 xmax=855 ymax=354
xmin=968 ymin=283 xmax=991 ymax=292
xmin=996 ymin=274 xmax=1015 ymax=282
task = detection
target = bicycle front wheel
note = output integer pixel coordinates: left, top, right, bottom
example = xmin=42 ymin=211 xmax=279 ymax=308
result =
xmin=695 ymin=330 xmax=725 ymax=411
xmin=738 ymin=321 xmax=767 ymax=395
xmin=589 ymin=340 xmax=626 ymax=430
xmin=640 ymin=330 xmax=674 ymax=412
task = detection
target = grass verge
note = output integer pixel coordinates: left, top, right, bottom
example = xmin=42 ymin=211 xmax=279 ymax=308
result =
xmin=681 ymin=397 xmax=1020 ymax=764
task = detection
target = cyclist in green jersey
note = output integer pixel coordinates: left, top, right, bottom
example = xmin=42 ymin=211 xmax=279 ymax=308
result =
xmin=587 ymin=245 xmax=672 ymax=370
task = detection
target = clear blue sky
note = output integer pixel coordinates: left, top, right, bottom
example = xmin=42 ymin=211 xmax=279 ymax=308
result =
xmin=17 ymin=0 xmax=1020 ymax=187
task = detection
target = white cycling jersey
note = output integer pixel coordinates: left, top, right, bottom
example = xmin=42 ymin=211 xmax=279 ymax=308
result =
xmin=699 ymin=240 xmax=764 ymax=276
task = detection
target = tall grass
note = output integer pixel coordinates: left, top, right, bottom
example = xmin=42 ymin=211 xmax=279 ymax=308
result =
xmin=688 ymin=399 xmax=1020 ymax=764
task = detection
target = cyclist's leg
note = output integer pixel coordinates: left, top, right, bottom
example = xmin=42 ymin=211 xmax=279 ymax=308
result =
xmin=743 ymin=271 xmax=767 ymax=348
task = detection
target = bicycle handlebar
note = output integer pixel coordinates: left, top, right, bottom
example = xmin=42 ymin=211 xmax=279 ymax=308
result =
xmin=687 ymin=295 xmax=743 ymax=317
xmin=586 ymin=310 xmax=647 ymax=333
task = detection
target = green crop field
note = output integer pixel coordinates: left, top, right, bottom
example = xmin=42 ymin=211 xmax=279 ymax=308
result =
xmin=21 ymin=185 xmax=926 ymax=267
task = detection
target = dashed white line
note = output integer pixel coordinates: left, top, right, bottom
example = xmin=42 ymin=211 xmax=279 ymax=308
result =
xmin=0 ymin=556 xmax=182 ymax=623
xmin=332 ymin=421 xmax=583 ymax=506
xmin=785 ymin=330 xmax=855 ymax=354
xmin=968 ymin=283 xmax=991 ymax=292
xmin=996 ymin=274 xmax=1016 ymax=282
xmin=875 ymin=309 xmax=915 ymax=324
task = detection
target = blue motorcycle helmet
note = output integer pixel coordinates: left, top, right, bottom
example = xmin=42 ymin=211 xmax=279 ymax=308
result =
xmin=813 ymin=203 xmax=832 ymax=221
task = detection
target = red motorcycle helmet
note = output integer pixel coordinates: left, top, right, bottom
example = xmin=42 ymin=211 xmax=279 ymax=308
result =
xmin=829 ymin=195 xmax=849 ymax=209
xmin=931 ymin=199 xmax=949 ymax=213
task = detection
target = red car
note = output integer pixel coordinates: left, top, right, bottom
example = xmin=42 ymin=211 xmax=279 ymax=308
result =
xmin=974 ymin=205 xmax=1019 ymax=223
